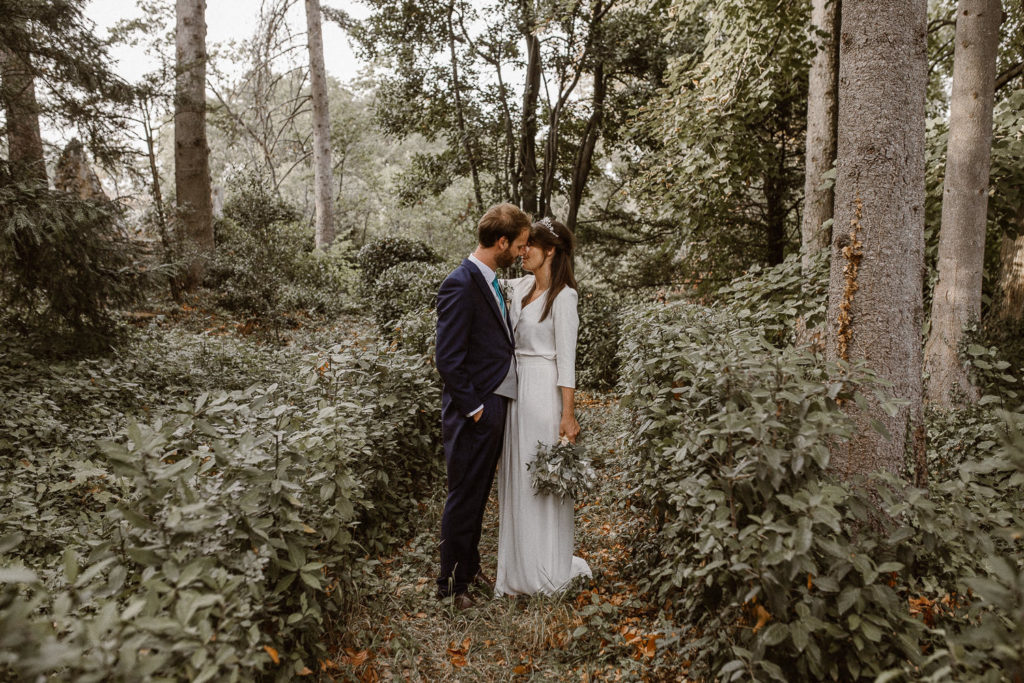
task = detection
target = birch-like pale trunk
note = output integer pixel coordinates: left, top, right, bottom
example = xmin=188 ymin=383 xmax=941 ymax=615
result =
xmin=175 ymin=0 xmax=214 ymax=290
xmin=305 ymin=0 xmax=335 ymax=249
xmin=0 ymin=46 xmax=47 ymax=184
xmin=923 ymin=0 xmax=1002 ymax=407
xmin=826 ymin=0 xmax=928 ymax=483
xmin=800 ymin=0 xmax=840 ymax=269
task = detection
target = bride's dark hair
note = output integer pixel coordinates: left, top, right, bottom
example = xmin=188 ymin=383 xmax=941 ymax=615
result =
xmin=523 ymin=216 xmax=577 ymax=322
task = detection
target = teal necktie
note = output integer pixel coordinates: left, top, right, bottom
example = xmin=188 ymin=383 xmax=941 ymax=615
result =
xmin=491 ymin=278 xmax=506 ymax=317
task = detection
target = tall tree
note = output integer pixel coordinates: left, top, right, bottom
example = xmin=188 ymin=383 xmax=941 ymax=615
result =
xmin=304 ymin=0 xmax=335 ymax=248
xmin=800 ymin=0 xmax=840 ymax=268
xmin=445 ymin=0 xmax=483 ymax=210
xmin=0 ymin=45 xmax=46 ymax=184
xmin=826 ymin=0 xmax=928 ymax=483
xmin=519 ymin=19 xmax=542 ymax=214
xmin=175 ymin=0 xmax=214 ymax=290
xmin=923 ymin=0 xmax=1002 ymax=407
xmin=628 ymin=0 xmax=810 ymax=287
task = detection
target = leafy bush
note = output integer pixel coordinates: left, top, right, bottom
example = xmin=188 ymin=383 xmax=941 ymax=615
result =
xmin=0 ymin=325 xmax=443 ymax=680
xmin=0 ymin=164 xmax=149 ymax=350
xmin=616 ymin=299 xmax=1022 ymax=681
xmin=958 ymin=322 xmax=1023 ymax=409
xmin=368 ymin=261 xmax=449 ymax=335
xmin=393 ymin=306 xmax=438 ymax=358
xmin=576 ymin=285 xmax=622 ymax=391
xmin=714 ymin=250 xmax=828 ymax=348
xmin=209 ymin=176 xmax=358 ymax=319
xmin=356 ymin=235 xmax=439 ymax=293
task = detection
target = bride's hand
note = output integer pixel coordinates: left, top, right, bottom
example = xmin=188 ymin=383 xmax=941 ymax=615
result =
xmin=559 ymin=415 xmax=580 ymax=444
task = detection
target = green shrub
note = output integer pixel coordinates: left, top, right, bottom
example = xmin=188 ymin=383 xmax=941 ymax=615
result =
xmin=615 ymin=299 xmax=1020 ymax=681
xmin=958 ymin=322 xmax=1023 ymax=409
xmin=576 ymin=285 xmax=622 ymax=391
xmin=356 ymin=236 xmax=439 ymax=292
xmin=393 ymin=306 xmax=438 ymax=358
xmin=0 ymin=326 xmax=443 ymax=680
xmin=0 ymin=164 xmax=149 ymax=351
xmin=714 ymin=251 xmax=829 ymax=348
xmin=209 ymin=176 xmax=358 ymax=319
xmin=368 ymin=261 xmax=449 ymax=336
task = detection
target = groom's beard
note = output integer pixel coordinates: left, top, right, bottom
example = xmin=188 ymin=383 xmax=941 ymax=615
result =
xmin=495 ymin=246 xmax=517 ymax=269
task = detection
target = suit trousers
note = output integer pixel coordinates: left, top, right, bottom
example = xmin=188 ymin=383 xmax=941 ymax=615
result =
xmin=437 ymin=391 xmax=507 ymax=596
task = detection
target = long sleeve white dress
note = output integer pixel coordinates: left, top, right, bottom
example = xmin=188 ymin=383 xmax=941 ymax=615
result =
xmin=494 ymin=275 xmax=592 ymax=596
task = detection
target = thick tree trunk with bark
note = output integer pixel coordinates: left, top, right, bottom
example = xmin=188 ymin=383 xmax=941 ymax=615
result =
xmin=0 ymin=46 xmax=47 ymax=184
xmin=826 ymin=0 xmax=928 ymax=483
xmin=519 ymin=28 xmax=541 ymax=215
xmin=923 ymin=0 xmax=1002 ymax=407
xmin=801 ymin=0 xmax=840 ymax=269
xmin=305 ymin=0 xmax=335 ymax=249
xmin=175 ymin=0 xmax=214 ymax=290
xmin=567 ymin=64 xmax=606 ymax=232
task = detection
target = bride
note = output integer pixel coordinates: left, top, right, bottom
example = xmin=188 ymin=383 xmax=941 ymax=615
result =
xmin=495 ymin=216 xmax=592 ymax=596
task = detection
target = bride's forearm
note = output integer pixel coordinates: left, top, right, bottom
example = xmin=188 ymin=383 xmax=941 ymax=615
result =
xmin=560 ymin=386 xmax=575 ymax=418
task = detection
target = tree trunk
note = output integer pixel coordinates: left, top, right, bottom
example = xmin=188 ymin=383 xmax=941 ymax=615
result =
xmin=175 ymin=0 xmax=214 ymax=290
xmin=923 ymin=0 xmax=1002 ymax=408
xmin=801 ymin=0 xmax=840 ymax=269
xmin=567 ymin=64 xmax=606 ymax=232
xmin=0 ymin=46 xmax=47 ymax=184
xmin=495 ymin=62 xmax=520 ymax=206
xmin=765 ymin=132 xmax=788 ymax=266
xmin=997 ymin=231 xmax=1024 ymax=322
xmin=446 ymin=2 xmax=482 ymax=211
xmin=826 ymin=0 xmax=928 ymax=483
xmin=305 ymin=0 xmax=335 ymax=249
xmin=519 ymin=26 xmax=541 ymax=215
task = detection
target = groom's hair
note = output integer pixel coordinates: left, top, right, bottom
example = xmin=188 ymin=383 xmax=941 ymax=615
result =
xmin=477 ymin=203 xmax=531 ymax=248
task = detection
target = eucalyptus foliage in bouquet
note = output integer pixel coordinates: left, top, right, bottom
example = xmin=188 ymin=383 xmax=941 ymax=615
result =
xmin=527 ymin=436 xmax=597 ymax=499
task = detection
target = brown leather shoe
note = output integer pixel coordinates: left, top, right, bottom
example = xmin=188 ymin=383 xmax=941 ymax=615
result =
xmin=452 ymin=592 xmax=475 ymax=610
xmin=473 ymin=569 xmax=495 ymax=591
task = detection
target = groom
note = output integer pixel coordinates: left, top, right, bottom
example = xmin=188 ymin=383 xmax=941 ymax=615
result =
xmin=435 ymin=203 xmax=531 ymax=608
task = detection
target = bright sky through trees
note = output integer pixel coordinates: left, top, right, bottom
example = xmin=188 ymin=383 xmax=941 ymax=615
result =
xmin=86 ymin=0 xmax=368 ymax=85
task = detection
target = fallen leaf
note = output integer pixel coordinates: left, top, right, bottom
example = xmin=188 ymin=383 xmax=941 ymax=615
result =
xmin=342 ymin=649 xmax=370 ymax=667
xmin=753 ymin=605 xmax=771 ymax=633
xmin=263 ymin=645 xmax=280 ymax=665
xmin=297 ymin=666 xmax=313 ymax=676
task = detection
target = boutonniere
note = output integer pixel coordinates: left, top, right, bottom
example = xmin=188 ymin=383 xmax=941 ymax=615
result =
xmin=498 ymin=280 xmax=512 ymax=307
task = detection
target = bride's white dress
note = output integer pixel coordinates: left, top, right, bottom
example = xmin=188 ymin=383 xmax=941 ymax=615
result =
xmin=495 ymin=275 xmax=592 ymax=596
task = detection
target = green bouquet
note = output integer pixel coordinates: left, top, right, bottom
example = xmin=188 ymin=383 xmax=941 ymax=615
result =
xmin=527 ymin=436 xmax=597 ymax=499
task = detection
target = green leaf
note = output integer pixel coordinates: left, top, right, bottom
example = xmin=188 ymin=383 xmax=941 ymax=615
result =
xmin=760 ymin=622 xmax=788 ymax=646
xmin=0 ymin=567 xmax=39 ymax=583
xmin=0 ymin=533 xmax=24 ymax=554
xmin=837 ymin=587 xmax=860 ymax=615
xmin=63 ymin=548 xmax=79 ymax=583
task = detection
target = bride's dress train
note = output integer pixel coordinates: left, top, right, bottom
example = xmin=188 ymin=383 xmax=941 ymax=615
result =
xmin=495 ymin=277 xmax=591 ymax=596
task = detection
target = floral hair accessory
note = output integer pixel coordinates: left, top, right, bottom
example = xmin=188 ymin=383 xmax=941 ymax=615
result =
xmin=538 ymin=216 xmax=558 ymax=240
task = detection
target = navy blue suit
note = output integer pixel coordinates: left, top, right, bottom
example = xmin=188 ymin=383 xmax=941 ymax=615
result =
xmin=435 ymin=259 xmax=514 ymax=596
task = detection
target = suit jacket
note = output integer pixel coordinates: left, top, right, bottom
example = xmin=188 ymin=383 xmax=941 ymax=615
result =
xmin=435 ymin=259 xmax=515 ymax=416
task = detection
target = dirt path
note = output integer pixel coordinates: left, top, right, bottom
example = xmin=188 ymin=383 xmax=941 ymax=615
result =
xmin=329 ymin=395 xmax=686 ymax=682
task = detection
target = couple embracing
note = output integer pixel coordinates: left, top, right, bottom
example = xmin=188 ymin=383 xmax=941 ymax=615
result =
xmin=435 ymin=203 xmax=592 ymax=608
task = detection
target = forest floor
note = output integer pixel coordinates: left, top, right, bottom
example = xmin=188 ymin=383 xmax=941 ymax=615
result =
xmin=329 ymin=393 xmax=688 ymax=682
